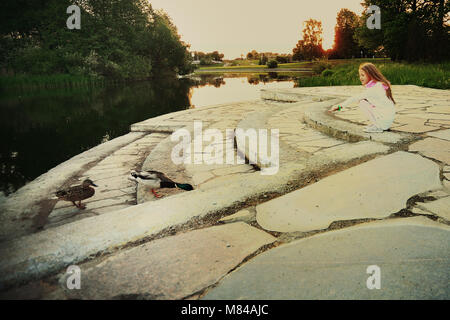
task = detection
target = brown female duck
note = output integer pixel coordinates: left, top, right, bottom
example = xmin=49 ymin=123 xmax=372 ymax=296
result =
xmin=56 ymin=179 xmax=98 ymax=209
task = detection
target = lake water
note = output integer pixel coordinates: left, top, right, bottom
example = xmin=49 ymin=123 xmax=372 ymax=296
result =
xmin=0 ymin=73 xmax=299 ymax=195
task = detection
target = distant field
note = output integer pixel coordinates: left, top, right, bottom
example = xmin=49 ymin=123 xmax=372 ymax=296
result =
xmin=197 ymin=64 xmax=267 ymax=70
xmin=195 ymin=58 xmax=391 ymax=72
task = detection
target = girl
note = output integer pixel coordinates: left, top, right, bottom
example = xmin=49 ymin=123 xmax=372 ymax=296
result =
xmin=330 ymin=63 xmax=396 ymax=133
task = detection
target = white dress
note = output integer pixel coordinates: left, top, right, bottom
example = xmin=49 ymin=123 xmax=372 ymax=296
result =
xmin=340 ymin=80 xmax=396 ymax=130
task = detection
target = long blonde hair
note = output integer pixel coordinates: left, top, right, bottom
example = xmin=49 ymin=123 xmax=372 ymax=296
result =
xmin=359 ymin=63 xmax=396 ymax=104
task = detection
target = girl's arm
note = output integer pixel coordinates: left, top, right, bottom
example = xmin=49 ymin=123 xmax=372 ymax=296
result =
xmin=334 ymin=84 xmax=384 ymax=111
xmin=329 ymin=91 xmax=367 ymax=112
xmin=339 ymin=91 xmax=369 ymax=108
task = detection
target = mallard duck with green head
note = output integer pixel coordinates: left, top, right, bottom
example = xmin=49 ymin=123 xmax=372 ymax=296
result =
xmin=55 ymin=179 xmax=98 ymax=209
xmin=128 ymin=170 xmax=193 ymax=198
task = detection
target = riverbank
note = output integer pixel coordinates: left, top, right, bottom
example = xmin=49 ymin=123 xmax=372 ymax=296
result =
xmin=195 ymin=59 xmax=450 ymax=89
xmin=297 ymin=60 xmax=450 ymax=89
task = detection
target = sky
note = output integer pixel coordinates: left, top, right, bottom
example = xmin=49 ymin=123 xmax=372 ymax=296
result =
xmin=148 ymin=0 xmax=366 ymax=60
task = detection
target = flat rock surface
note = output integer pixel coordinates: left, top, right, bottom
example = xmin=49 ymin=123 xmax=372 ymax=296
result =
xmin=409 ymin=137 xmax=450 ymax=164
xmin=62 ymin=222 xmax=276 ymax=299
xmin=256 ymin=152 xmax=441 ymax=232
xmin=416 ymin=196 xmax=450 ymax=221
xmin=202 ymin=217 xmax=450 ymax=300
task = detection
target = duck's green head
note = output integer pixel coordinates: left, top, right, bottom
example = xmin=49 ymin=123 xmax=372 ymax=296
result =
xmin=82 ymin=179 xmax=98 ymax=187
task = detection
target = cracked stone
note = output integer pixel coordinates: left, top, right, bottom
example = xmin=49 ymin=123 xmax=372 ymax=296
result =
xmin=409 ymin=137 xmax=450 ymax=164
xmin=256 ymin=152 xmax=441 ymax=232
xmin=61 ymin=222 xmax=276 ymax=300
xmin=203 ymin=217 xmax=450 ymax=300
xmin=416 ymin=197 xmax=450 ymax=221
xmin=427 ymin=129 xmax=450 ymax=141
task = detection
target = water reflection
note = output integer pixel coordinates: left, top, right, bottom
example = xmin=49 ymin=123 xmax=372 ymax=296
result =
xmin=187 ymin=73 xmax=297 ymax=108
xmin=0 ymin=77 xmax=191 ymax=195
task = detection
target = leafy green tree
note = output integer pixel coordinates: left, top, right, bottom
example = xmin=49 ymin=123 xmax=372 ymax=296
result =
xmin=0 ymin=0 xmax=194 ymax=78
xmin=355 ymin=0 xmax=449 ymax=62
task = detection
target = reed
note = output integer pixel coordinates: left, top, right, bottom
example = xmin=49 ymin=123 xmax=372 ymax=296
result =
xmin=0 ymin=74 xmax=108 ymax=91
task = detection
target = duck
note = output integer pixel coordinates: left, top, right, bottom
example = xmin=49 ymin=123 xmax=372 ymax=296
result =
xmin=128 ymin=170 xmax=193 ymax=198
xmin=55 ymin=179 xmax=98 ymax=209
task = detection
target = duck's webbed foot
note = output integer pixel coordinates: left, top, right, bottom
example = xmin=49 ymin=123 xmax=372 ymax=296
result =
xmin=78 ymin=201 xmax=87 ymax=210
xmin=151 ymin=189 xmax=162 ymax=198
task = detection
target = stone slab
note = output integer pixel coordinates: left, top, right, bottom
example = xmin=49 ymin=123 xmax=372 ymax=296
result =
xmin=256 ymin=152 xmax=441 ymax=232
xmin=427 ymin=129 xmax=450 ymax=141
xmin=416 ymin=197 xmax=450 ymax=221
xmin=219 ymin=209 xmax=255 ymax=223
xmin=61 ymin=222 xmax=276 ymax=299
xmin=203 ymin=217 xmax=450 ymax=300
xmin=409 ymin=137 xmax=450 ymax=164
xmin=427 ymin=106 xmax=450 ymax=114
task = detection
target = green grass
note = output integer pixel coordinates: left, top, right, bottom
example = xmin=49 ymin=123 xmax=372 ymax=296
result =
xmin=197 ymin=59 xmax=390 ymax=71
xmin=197 ymin=64 xmax=267 ymax=70
xmin=277 ymin=62 xmax=314 ymax=68
xmin=296 ymin=60 xmax=449 ymax=89
xmin=225 ymin=59 xmax=260 ymax=66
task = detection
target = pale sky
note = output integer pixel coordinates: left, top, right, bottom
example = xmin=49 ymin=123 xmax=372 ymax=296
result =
xmin=148 ymin=0 xmax=365 ymax=59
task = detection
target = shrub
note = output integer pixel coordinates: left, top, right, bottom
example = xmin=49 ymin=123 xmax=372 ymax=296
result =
xmin=313 ymin=61 xmax=332 ymax=74
xmin=275 ymin=56 xmax=289 ymax=63
xmin=200 ymin=57 xmax=214 ymax=65
xmin=321 ymin=69 xmax=334 ymax=77
xmin=267 ymin=60 xmax=278 ymax=68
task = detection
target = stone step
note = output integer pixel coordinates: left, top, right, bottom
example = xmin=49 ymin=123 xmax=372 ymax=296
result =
xmin=202 ymin=217 xmax=450 ymax=300
xmin=256 ymin=151 xmax=442 ymax=233
xmin=0 ymin=132 xmax=146 ymax=243
xmin=303 ymin=100 xmax=409 ymax=144
xmin=60 ymin=222 xmax=276 ymax=300
xmin=0 ymin=137 xmax=392 ymax=290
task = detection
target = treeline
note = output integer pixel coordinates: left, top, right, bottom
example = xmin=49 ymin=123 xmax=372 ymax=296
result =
xmin=192 ymin=51 xmax=225 ymax=65
xmin=292 ymin=0 xmax=449 ymax=62
xmin=0 ymin=0 xmax=195 ymax=79
xmin=245 ymin=51 xmax=292 ymax=64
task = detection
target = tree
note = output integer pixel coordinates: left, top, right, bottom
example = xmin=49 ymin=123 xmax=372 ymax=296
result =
xmin=292 ymin=19 xmax=324 ymax=61
xmin=259 ymin=54 xmax=268 ymax=65
xmin=332 ymin=9 xmax=360 ymax=58
xmin=210 ymin=51 xmax=224 ymax=61
xmin=246 ymin=50 xmax=259 ymax=60
xmin=355 ymin=0 xmax=450 ymax=62
xmin=0 ymin=0 xmax=195 ymax=77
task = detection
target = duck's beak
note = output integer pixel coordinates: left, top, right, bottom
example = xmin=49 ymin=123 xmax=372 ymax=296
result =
xmin=91 ymin=182 xmax=98 ymax=187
